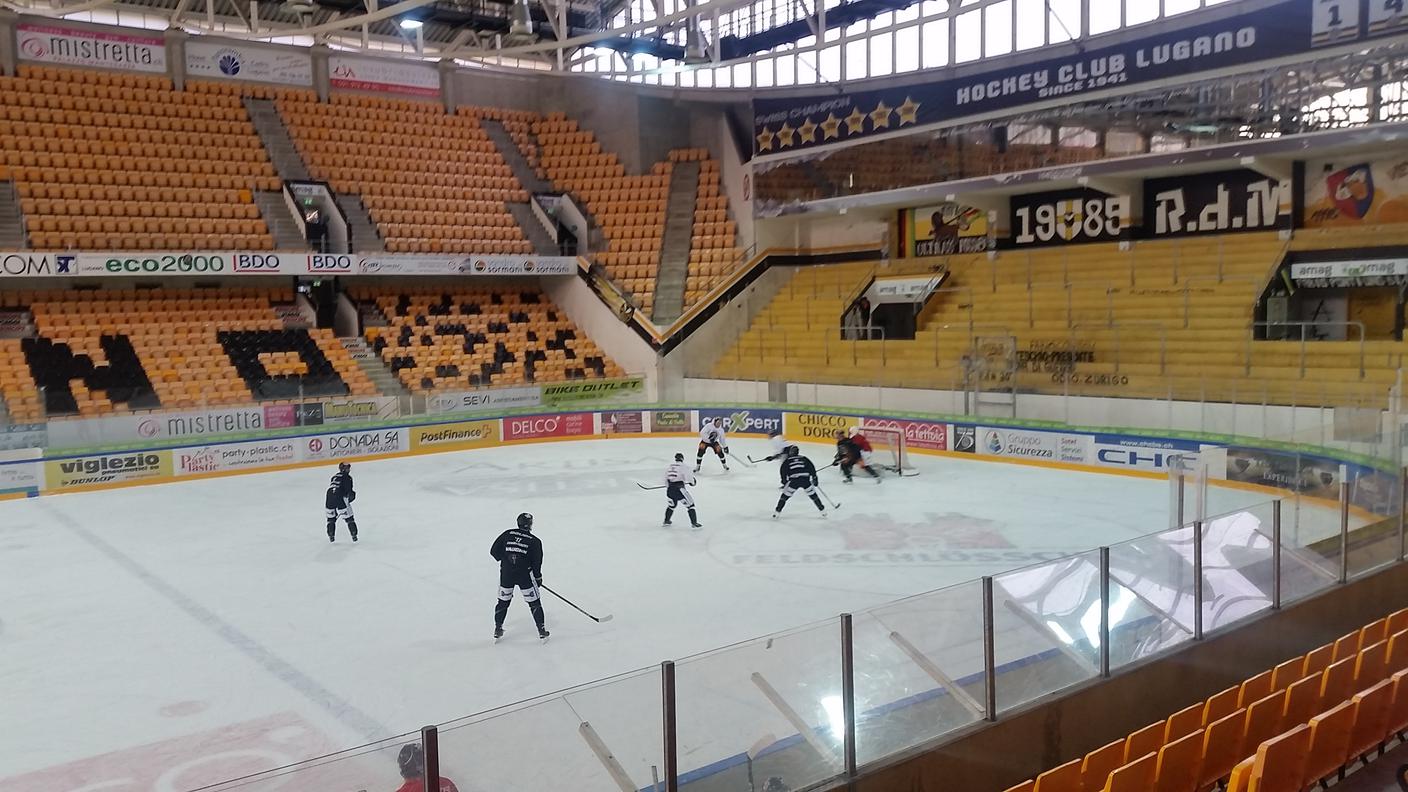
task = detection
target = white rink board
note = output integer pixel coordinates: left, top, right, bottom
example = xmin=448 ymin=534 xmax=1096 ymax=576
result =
xmin=0 ymin=437 xmax=1334 ymax=790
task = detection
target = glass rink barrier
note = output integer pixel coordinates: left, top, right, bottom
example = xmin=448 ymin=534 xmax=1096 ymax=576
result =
xmin=187 ymin=473 xmax=1407 ymax=792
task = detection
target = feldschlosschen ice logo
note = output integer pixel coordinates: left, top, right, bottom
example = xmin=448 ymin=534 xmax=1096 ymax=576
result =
xmin=841 ymin=512 xmax=1012 ymax=551
xmin=217 ymin=49 xmax=242 ymax=76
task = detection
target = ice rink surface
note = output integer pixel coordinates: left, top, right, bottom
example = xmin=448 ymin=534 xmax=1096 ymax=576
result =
xmin=0 ymin=436 xmax=1294 ymax=790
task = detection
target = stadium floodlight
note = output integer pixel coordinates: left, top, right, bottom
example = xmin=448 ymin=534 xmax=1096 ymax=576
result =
xmin=399 ymin=18 xmax=423 ymax=29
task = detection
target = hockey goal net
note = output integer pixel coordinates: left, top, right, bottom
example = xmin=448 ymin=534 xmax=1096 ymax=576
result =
xmin=857 ymin=423 xmax=911 ymax=474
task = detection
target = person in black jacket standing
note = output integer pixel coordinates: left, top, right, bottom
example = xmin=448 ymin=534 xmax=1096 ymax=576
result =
xmin=325 ymin=462 xmax=358 ymax=542
xmin=490 ymin=513 xmax=549 ymax=643
xmin=773 ymin=446 xmax=827 ymax=519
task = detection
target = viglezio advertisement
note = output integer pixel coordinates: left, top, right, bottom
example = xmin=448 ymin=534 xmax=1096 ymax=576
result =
xmin=46 ymin=450 xmax=171 ymax=490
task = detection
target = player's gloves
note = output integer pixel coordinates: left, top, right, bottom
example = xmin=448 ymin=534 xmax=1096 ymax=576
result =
xmin=534 ymin=574 xmax=543 ymax=587
xmin=349 ymin=492 xmax=356 ymax=502
xmin=812 ymin=477 xmax=819 ymax=487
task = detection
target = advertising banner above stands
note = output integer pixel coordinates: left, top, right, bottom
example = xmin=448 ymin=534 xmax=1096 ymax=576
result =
xmin=16 ymin=23 xmax=166 ymax=73
xmin=752 ymin=0 xmax=1391 ymax=154
xmin=904 ymin=204 xmax=989 ymax=256
xmin=1008 ymin=189 xmax=1131 ymax=247
xmin=870 ymin=276 xmax=943 ymax=303
xmin=185 ymin=41 xmax=315 ymax=87
xmin=328 ymin=55 xmax=440 ymax=98
xmin=540 ymin=378 xmax=645 ymax=407
xmin=356 ymin=255 xmax=577 ymax=277
xmin=1303 ymin=156 xmax=1408 ymax=227
xmin=1288 ymin=258 xmax=1408 ymax=287
xmin=425 ymin=386 xmax=542 ymax=416
xmin=1144 ymin=168 xmax=1293 ymax=237
xmin=0 ymin=252 xmax=581 ymax=279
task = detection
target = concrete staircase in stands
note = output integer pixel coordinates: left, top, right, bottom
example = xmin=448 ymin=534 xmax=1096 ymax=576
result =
xmin=243 ymin=97 xmax=310 ymax=181
xmin=507 ymin=202 xmax=561 ymax=256
xmin=651 ymin=162 xmax=700 ymax=325
xmin=340 ymin=337 xmax=407 ymax=397
xmin=252 ymin=191 xmax=310 ymax=250
xmin=482 ymin=119 xmax=554 ymax=194
xmin=0 ymin=181 xmax=29 ymax=248
xmin=336 ymin=195 xmax=385 ymax=253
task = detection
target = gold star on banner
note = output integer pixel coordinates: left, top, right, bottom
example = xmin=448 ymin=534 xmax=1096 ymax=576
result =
xmin=869 ymin=100 xmax=893 ymax=129
xmin=820 ymin=113 xmax=842 ymax=140
xmin=756 ymin=126 xmax=776 ymax=152
xmin=776 ymin=121 xmax=796 ymax=148
xmin=844 ymin=107 xmax=867 ymax=135
xmin=897 ymin=96 xmax=920 ymax=125
xmin=798 ymin=117 xmax=818 ymax=143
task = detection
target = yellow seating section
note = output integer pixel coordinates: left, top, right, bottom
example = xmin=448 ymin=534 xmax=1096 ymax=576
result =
xmin=351 ymin=286 xmax=623 ymax=393
xmin=278 ymin=92 xmax=530 ymax=255
xmin=534 ymin=112 xmax=670 ymax=315
xmin=677 ymin=147 xmax=742 ymax=310
xmin=1003 ymin=608 xmax=1408 ymax=792
xmin=0 ymin=288 xmax=375 ymax=421
xmin=1 ymin=67 xmax=278 ymax=251
xmin=716 ymin=230 xmax=1407 ymax=406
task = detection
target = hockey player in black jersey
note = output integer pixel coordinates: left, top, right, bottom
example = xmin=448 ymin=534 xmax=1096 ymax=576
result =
xmin=773 ymin=446 xmax=827 ymax=518
xmin=489 ymin=513 xmax=549 ymax=642
xmin=325 ymin=462 xmax=358 ymax=542
xmin=835 ymin=430 xmax=880 ymax=483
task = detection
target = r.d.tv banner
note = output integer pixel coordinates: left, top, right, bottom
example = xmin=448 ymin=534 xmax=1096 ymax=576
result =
xmin=1144 ymin=168 xmax=1292 ymax=237
xmin=754 ymin=0 xmax=1351 ymax=154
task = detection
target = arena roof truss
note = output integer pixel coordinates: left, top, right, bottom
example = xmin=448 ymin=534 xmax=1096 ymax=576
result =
xmin=0 ymin=0 xmax=1259 ymax=86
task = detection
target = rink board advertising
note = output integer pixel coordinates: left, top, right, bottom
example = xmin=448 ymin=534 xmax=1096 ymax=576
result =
xmin=753 ymin=0 xmax=1390 ymax=154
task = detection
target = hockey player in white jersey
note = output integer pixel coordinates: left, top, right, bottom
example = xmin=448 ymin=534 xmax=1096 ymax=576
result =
xmin=664 ymin=453 xmax=703 ymax=530
xmin=695 ymin=417 xmax=729 ymax=472
xmin=762 ymin=429 xmax=789 ymax=462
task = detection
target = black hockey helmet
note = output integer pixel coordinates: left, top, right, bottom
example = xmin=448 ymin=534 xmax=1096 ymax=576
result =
xmin=517 ymin=512 xmax=534 ymax=530
xmin=674 ymin=452 xmax=685 ymax=462
xmin=785 ymin=444 xmax=800 ymax=457
xmin=338 ymin=462 xmax=351 ymax=472
xmin=397 ymin=743 xmax=424 ymax=779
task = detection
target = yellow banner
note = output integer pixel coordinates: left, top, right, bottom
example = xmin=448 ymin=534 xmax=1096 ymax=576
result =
xmin=45 ymin=450 xmax=172 ymax=490
xmin=410 ymin=419 xmax=500 ymax=451
xmin=907 ymin=203 xmax=988 ymax=256
xmin=784 ymin=412 xmax=858 ymax=443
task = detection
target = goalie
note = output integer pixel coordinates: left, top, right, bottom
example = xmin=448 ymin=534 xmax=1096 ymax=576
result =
xmin=835 ymin=429 xmax=881 ymax=484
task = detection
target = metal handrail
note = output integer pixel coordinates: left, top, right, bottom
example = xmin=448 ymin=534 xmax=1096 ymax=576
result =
xmin=1070 ymin=320 xmax=1168 ymax=374
xmin=929 ymin=322 xmax=1013 ymax=366
xmin=1247 ymin=320 xmax=1367 ymax=378
xmin=1180 ymin=274 xmax=1262 ymax=328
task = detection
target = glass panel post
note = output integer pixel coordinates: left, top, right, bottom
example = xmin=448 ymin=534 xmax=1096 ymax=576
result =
xmin=1340 ymin=464 xmax=1350 ymax=584
xmin=421 ymin=725 xmax=439 ymax=792
xmin=1099 ymin=547 xmax=1110 ymax=678
xmin=1272 ymin=500 xmax=1282 ymax=610
xmin=1192 ymin=519 xmax=1204 ymax=640
xmin=662 ymin=660 xmax=678 ymax=792
xmin=1399 ymin=466 xmax=1406 ymax=563
xmin=840 ymin=613 xmax=857 ymax=781
xmin=982 ymin=576 xmax=996 ymax=721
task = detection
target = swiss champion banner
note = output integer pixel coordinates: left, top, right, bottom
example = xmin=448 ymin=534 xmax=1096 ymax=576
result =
xmin=185 ymin=41 xmax=314 ymax=87
xmin=753 ymin=0 xmax=1355 ymax=154
xmin=17 ymin=23 xmax=166 ymax=73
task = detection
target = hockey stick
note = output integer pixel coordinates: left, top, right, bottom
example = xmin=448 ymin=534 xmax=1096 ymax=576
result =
xmin=635 ymin=482 xmax=667 ymax=490
xmin=542 ymin=584 xmax=614 ymax=623
xmin=816 ymin=486 xmax=843 ymax=510
xmin=746 ymin=454 xmax=774 ymax=464
xmin=727 ymin=449 xmax=755 ymax=468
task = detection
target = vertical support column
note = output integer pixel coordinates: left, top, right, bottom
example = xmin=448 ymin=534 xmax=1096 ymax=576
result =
xmin=1192 ymin=519 xmax=1204 ymax=640
xmin=840 ymin=614 xmax=857 ymax=784
xmin=982 ymin=576 xmax=997 ymax=721
xmin=165 ymin=28 xmax=187 ymax=91
xmin=0 ymin=9 xmax=14 ymax=78
xmin=311 ymin=43 xmax=331 ymax=103
xmin=421 ymin=725 xmax=439 ymax=792
xmin=1175 ymin=466 xmax=1186 ymax=529
xmin=1099 ymin=547 xmax=1111 ymax=677
xmin=1340 ymin=464 xmax=1350 ymax=584
xmin=439 ymin=61 xmax=457 ymax=114
xmin=1272 ymin=500 xmax=1283 ymax=610
xmin=661 ymin=660 xmax=679 ymax=792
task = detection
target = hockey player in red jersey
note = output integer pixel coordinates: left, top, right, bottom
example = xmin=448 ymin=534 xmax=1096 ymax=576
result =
xmin=393 ymin=744 xmax=460 ymax=792
xmin=835 ymin=429 xmax=881 ymax=483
